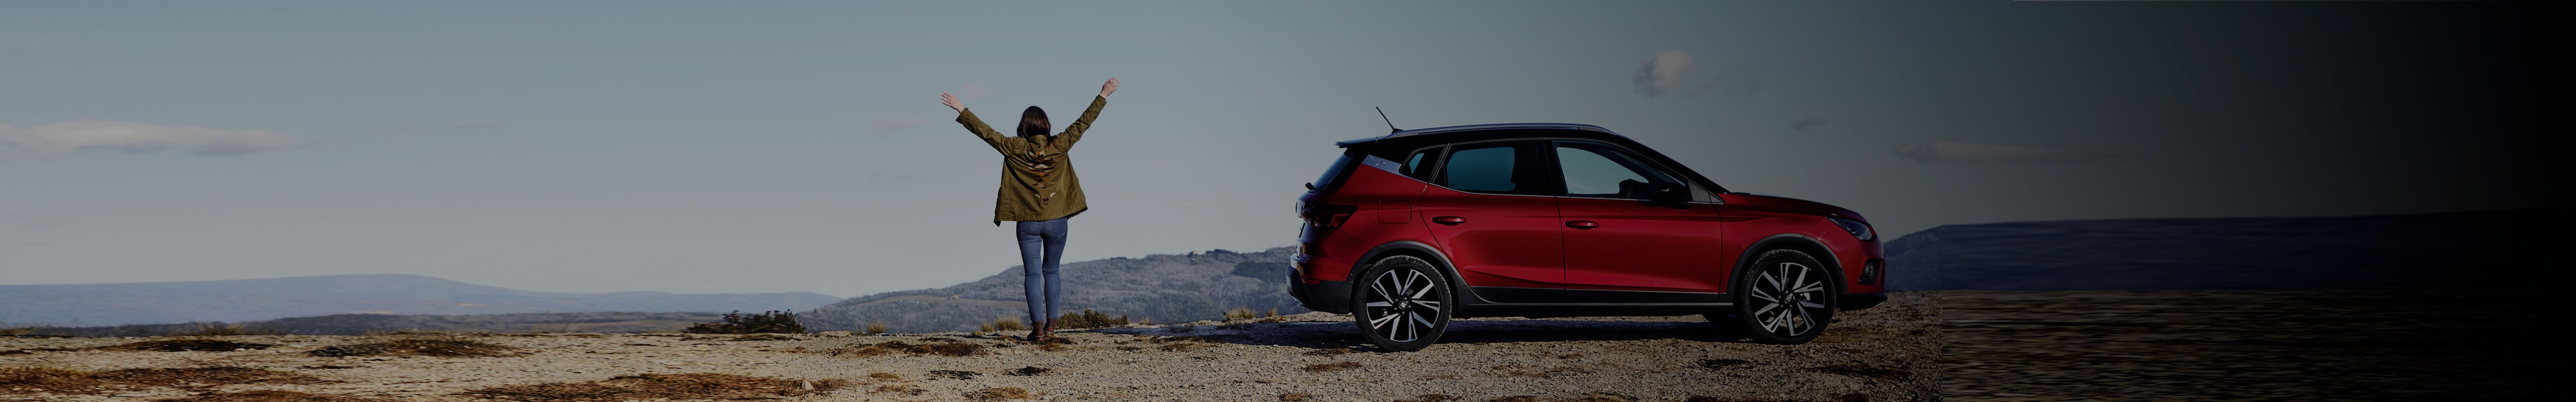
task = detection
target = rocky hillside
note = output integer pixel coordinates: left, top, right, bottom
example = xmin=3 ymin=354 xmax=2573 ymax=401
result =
xmin=802 ymin=248 xmax=1308 ymax=333
xmin=0 ymin=274 xmax=841 ymax=326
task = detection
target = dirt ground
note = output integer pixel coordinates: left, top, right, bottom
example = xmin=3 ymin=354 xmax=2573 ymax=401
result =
xmin=1933 ymin=288 xmax=2567 ymax=401
xmin=12 ymin=288 xmax=2550 ymax=401
xmin=3 ymin=293 xmax=1939 ymax=402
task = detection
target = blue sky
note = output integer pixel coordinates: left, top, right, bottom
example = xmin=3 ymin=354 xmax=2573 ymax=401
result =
xmin=3 ymin=2 xmax=2555 ymax=297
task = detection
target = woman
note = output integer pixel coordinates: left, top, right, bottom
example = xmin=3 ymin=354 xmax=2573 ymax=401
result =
xmin=940 ymin=77 xmax=1116 ymax=341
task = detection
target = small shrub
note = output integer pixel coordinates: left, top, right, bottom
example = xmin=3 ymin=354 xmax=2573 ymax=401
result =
xmin=1 ymin=326 xmax=47 ymax=336
xmin=966 ymin=387 xmax=1034 ymax=400
xmin=460 ymin=373 xmax=842 ymax=401
xmin=684 ymin=310 xmax=805 ymax=334
xmin=928 ymin=370 xmax=980 ymax=380
xmin=109 ymin=339 xmax=275 ymax=352
xmin=150 ymin=390 xmax=397 ymax=402
xmin=1280 ymin=393 xmax=1315 ymax=401
xmin=992 ymin=317 xmax=1026 ymax=331
xmin=309 ymin=338 xmax=517 ymax=357
xmin=1301 ymin=361 xmax=1363 ymax=372
xmin=867 ymin=372 xmax=902 ymax=381
xmin=865 ymin=321 xmax=889 ymax=334
xmin=825 ymin=340 xmax=984 ymax=357
xmin=1054 ymin=310 xmax=1129 ymax=329
xmin=1005 ymin=366 xmax=1049 ymax=376
xmin=179 ymin=322 xmax=273 ymax=336
xmin=1267 ymin=308 xmax=1280 ymax=317
xmin=1224 ymin=307 xmax=1259 ymax=321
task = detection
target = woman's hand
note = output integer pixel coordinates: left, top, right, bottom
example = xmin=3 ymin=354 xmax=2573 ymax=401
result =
xmin=941 ymin=93 xmax=964 ymax=112
xmin=1098 ymin=77 xmax=1118 ymax=98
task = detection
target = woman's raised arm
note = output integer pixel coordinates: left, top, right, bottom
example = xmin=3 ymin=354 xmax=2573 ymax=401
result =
xmin=1056 ymin=78 xmax=1116 ymax=148
xmin=946 ymin=92 xmax=1011 ymax=151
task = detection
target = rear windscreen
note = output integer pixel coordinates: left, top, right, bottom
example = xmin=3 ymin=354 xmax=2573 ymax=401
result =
xmin=1310 ymin=150 xmax=1359 ymax=192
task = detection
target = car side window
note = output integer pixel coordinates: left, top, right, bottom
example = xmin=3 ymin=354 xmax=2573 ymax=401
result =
xmin=1401 ymin=147 xmax=1440 ymax=181
xmin=1438 ymin=142 xmax=1546 ymax=195
xmin=1554 ymin=142 xmax=1680 ymax=199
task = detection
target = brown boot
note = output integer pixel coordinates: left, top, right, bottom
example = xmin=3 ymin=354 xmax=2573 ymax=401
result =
xmin=1028 ymin=321 xmax=1050 ymax=342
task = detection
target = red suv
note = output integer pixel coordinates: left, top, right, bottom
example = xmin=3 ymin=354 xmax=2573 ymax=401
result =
xmin=1291 ymin=123 xmax=1886 ymax=351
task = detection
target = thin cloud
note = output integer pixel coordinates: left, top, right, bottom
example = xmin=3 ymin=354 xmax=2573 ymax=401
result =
xmin=1895 ymin=141 xmax=2122 ymax=164
xmin=1634 ymin=50 xmax=1694 ymax=98
xmin=869 ymin=114 xmax=928 ymax=136
xmin=1635 ymin=50 xmax=1763 ymax=99
xmin=0 ymin=120 xmax=293 ymax=158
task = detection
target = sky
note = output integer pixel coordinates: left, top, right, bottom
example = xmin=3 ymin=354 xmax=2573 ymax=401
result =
xmin=4 ymin=2 xmax=2566 ymax=298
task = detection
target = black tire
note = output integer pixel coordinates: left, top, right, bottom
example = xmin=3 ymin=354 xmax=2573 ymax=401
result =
xmin=1348 ymin=255 xmax=1452 ymax=352
xmin=1721 ymin=249 xmax=1838 ymax=344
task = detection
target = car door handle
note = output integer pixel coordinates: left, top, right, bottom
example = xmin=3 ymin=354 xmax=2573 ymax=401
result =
xmin=1566 ymin=220 xmax=1600 ymax=230
xmin=1432 ymin=216 xmax=1467 ymax=225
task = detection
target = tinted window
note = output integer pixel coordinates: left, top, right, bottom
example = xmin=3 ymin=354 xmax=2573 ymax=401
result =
xmin=1440 ymin=142 xmax=1545 ymax=195
xmin=1554 ymin=142 xmax=1679 ymax=199
xmin=1310 ymin=151 xmax=1355 ymax=191
xmin=1401 ymin=147 xmax=1439 ymax=180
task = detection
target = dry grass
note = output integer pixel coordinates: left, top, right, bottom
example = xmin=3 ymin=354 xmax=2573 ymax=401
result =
xmin=824 ymin=340 xmax=986 ymax=357
xmin=3 ymin=366 xmax=325 ymax=395
xmin=733 ymin=334 xmax=794 ymax=341
xmin=1005 ymin=366 xmax=1049 ymax=376
xmin=1301 ymin=361 xmax=1363 ymax=372
xmin=0 ymin=347 xmax=81 ymax=355
xmin=1809 ymin=364 xmax=1912 ymax=379
xmin=965 ymin=387 xmax=1035 ymax=400
xmin=1302 ymin=347 xmax=1356 ymax=356
xmin=178 ymin=323 xmax=275 ymax=336
xmin=459 ymin=373 xmax=842 ymax=401
xmin=107 ymin=339 xmax=275 ymax=352
xmin=864 ymin=321 xmax=890 ymax=334
xmin=1 ymin=366 xmax=104 ymax=394
xmin=309 ymin=337 xmax=519 ymax=357
xmin=150 ymin=390 xmax=398 ymax=402
xmin=1485 ymin=393 xmax=1637 ymax=402
xmin=874 ymin=383 xmax=925 ymax=395
xmin=867 ymin=372 xmax=902 ymax=381
xmin=1 ymin=326 xmax=49 ymax=336
xmin=927 ymin=370 xmax=980 ymax=380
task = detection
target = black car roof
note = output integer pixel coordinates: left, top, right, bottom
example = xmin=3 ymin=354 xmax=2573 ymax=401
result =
xmin=1334 ymin=123 xmax=1618 ymax=148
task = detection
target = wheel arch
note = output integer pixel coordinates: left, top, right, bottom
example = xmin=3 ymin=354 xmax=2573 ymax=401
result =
xmin=1352 ymin=241 xmax=1472 ymax=303
xmin=1731 ymin=234 xmax=1847 ymax=296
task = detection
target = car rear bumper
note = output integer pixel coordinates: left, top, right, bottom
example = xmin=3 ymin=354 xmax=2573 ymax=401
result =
xmin=1288 ymin=264 xmax=1353 ymax=314
xmin=1840 ymin=292 xmax=1887 ymax=310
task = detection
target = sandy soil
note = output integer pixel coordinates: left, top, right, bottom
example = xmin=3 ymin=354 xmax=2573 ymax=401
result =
xmin=2 ymin=293 xmax=1939 ymax=402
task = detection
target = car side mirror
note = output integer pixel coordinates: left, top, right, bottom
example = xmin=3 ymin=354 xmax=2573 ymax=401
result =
xmin=1651 ymin=182 xmax=1688 ymax=206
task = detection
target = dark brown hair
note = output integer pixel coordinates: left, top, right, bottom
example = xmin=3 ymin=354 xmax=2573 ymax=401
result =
xmin=1017 ymin=106 xmax=1050 ymax=138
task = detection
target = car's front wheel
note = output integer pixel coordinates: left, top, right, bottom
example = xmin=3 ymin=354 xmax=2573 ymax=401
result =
xmin=1717 ymin=249 xmax=1838 ymax=344
xmin=1349 ymin=255 xmax=1451 ymax=352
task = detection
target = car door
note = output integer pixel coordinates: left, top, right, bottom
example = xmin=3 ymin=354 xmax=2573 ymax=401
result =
xmin=1415 ymin=140 xmax=1564 ymax=302
xmin=1552 ymin=141 xmax=1730 ymax=296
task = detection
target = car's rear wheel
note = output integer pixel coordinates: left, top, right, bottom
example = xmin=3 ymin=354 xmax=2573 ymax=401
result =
xmin=1349 ymin=255 xmax=1451 ymax=352
xmin=1718 ymin=249 xmax=1838 ymax=344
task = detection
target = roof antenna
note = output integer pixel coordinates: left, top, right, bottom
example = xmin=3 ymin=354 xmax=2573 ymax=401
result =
xmin=1376 ymin=107 xmax=1401 ymax=133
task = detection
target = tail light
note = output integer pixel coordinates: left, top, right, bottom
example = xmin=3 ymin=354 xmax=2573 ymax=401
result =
xmin=1301 ymin=203 xmax=1358 ymax=228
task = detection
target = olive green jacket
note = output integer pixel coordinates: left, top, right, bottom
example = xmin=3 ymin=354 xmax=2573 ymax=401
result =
xmin=956 ymin=96 xmax=1106 ymax=224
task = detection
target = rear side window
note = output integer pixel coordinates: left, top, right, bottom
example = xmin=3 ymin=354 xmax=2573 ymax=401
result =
xmin=1555 ymin=142 xmax=1680 ymax=199
xmin=1400 ymin=147 xmax=1440 ymax=181
xmin=1438 ymin=141 xmax=1548 ymax=195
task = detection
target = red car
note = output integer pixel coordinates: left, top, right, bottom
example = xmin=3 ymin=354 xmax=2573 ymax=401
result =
xmin=1291 ymin=123 xmax=1886 ymax=351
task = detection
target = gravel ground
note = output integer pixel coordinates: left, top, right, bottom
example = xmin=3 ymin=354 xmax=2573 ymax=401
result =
xmin=2 ymin=292 xmax=1939 ymax=401
xmin=1933 ymin=288 xmax=2567 ymax=401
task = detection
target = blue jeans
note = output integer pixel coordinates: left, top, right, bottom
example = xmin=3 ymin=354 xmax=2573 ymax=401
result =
xmin=1014 ymin=217 xmax=1069 ymax=326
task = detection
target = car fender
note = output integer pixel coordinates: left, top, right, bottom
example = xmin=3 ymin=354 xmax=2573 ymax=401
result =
xmin=1731 ymin=233 xmax=1846 ymax=294
xmin=1352 ymin=240 xmax=1476 ymax=302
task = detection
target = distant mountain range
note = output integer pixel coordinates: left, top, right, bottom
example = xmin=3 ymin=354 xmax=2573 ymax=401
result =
xmin=1885 ymin=209 xmax=2570 ymax=291
xmin=803 ymin=247 xmax=1307 ymax=333
xmin=0 ymin=274 xmax=841 ymax=327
